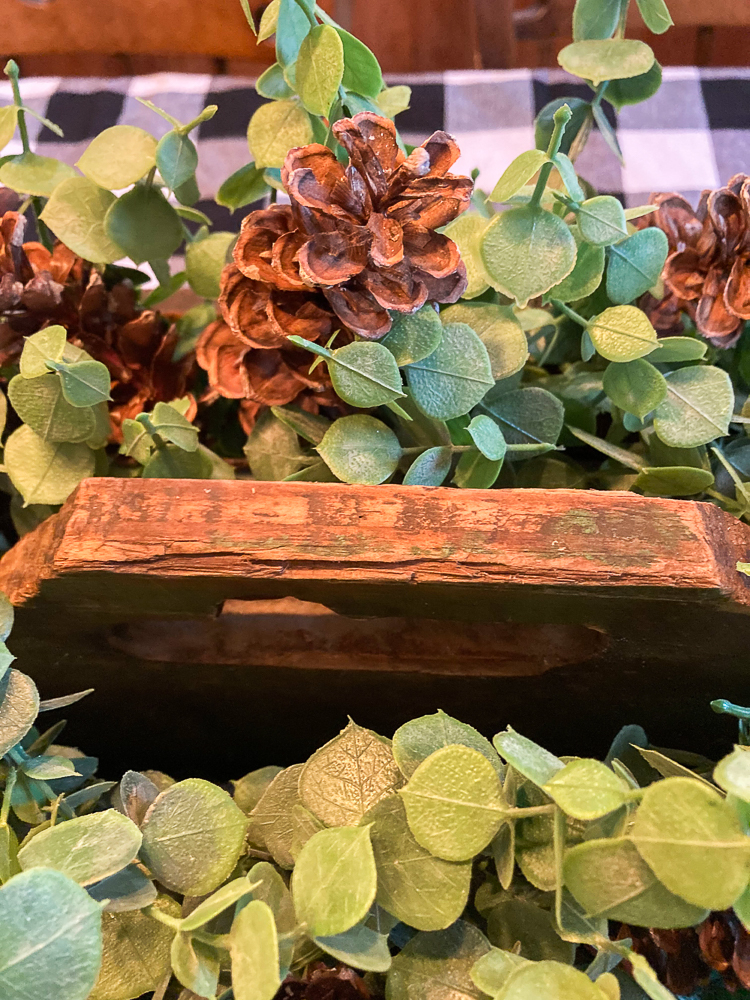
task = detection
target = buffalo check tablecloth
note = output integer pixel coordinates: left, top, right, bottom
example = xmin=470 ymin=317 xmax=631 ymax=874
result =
xmin=1 ymin=66 xmax=749 ymax=229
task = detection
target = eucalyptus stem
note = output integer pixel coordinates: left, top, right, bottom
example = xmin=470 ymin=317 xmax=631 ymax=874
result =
xmin=136 ymin=413 xmax=168 ymax=450
xmin=615 ymin=0 xmax=631 ymax=39
xmin=295 ymin=0 xmax=318 ymax=28
xmin=0 ymin=768 xmax=16 ymax=826
xmin=4 ymin=60 xmax=54 ymax=252
xmin=6 ymin=747 xmax=75 ymax=819
xmin=550 ymin=299 xmax=587 ymax=328
xmin=506 ymin=804 xmax=555 ymax=819
xmin=529 ymin=104 xmax=572 ymax=210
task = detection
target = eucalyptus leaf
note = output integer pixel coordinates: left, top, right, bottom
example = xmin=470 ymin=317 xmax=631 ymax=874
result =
xmin=453 ymin=450 xmax=504 ymax=489
xmin=18 ymin=810 xmax=142 ymax=886
xmin=186 ymin=231 xmax=236 ymax=299
xmin=543 ymin=758 xmax=629 ymax=819
xmin=381 ymin=306 xmax=443 ymax=366
xmin=250 ymin=764 xmax=304 ymax=870
xmin=400 ymin=745 xmax=506 ymax=861
xmin=0 ymin=868 xmax=102 ymax=1000
xmin=386 ymin=920 xmax=490 ymax=1000
xmin=558 ymin=38 xmax=655 ymax=87
xmin=171 ymin=931 xmax=220 ymax=997
xmin=647 ymin=337 xmax=706 ymax=363
xmin=156 ymin=131 xmax=198 ymax=192
xmin=292 ymin=825 xmax=377 ymax=936
xmin=230 ymin=899 xmax=280 ymax=1000
xmin=406 ymin=322 xmax=493 ymax=420
xmin=631 ymin=776 xmax=750 ymax=910
xmin=77 ymin=126 xmax=157 ymax=190
xmin=299 ymin=719 xmax=403 ymax=827
xmin=602 ymin=359 xmax=666 ymax=419
xmin=297 ymin=25 xmax=345 ymax=116
xmin=484 ymin=387 xmax=564 ymax=446
xmin=577 ymin=196 xmax=628 ymax=247
xmin=47 ymin=359 xmax=111 ymax=408
xmin=149 ymin=402 xmax=199 ymax=452
xmin=0 ymin=152 xmax=77 ymax=197
xmin=217 ymin=162 xmax=269 ymax=210
xmin=271 ymin=404 xmax=330 ymax=446
xmin=633 ymin=466 xmax=714 ymax=497
xmin=337 ymin=28 xmax=383 ymax=98
xmin=606 ymin=61 xmax=663 ymax=108
xmin=40 ymin=177 xmax=122 ymax=264
xmin=275 ymin=0 xmax=310 ymax=69
xmin=140 ymin=778 xmax=248 ymax=896
xmin=325 ymin=340 xmax=405 ymax=408
xmin=245 ymin=410 xmax=306 ymax=481
xmin=653 ymin=366 xmax=733 ymax=448
xmin=495 ymin=959 xmax=610 ymax=1000
xmin=441 ymin=213 xmax=491 ymax=300
xmin=5 ymin=425 xmax=95 ymax=506
xmin=487 ymin=898 xmax=575 ymax=963
xmin=636 ymin=0 xmax=673 ymax=34
xmin=19 ymin=326 xmax=67 ymax=379
xmin=491 ymin=149 xmax=549 ymax=204
xmin=607 ymin=228 xmax=668 ymax=304
xmin=572 ymin=0 xmax=623 ymax=40
xmin=441 ymin=303 xmax=528 ymax=381
xmin=587 ymin=305 xmax=657 ymax=362
xmin=481 ymin=206 xmax=577 ymax=307
xmin=104 ymin=186 xmax=183 ymax=265
xmin=318 ymin=415 xmax=402 ymax=485
xmin=714 ymin=747 xmax=750 ymax=803
xmin=0 ymin=669 xmax=39 ymax=757
xmin=467 ymin=415 xmax=507 ymax=461
xmin=8 ymin=373 xmax=95 ymax=443
xmin=0 ymin=106 xmax=18 ymax=153
xmin=248 ymin=100 xmax=314 ymax=170
xmin=316 ymin=920 xmax=392 ymax=972
xmin=403 ymin=446 xmax=452 ymax=487
xmin=493 ymin=728 xmax=564 ymax=787
xmin=545 ymin=233 xmax=605 ymax=304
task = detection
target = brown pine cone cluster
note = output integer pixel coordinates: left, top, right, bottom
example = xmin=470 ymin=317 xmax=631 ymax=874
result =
xmin=0 ymin=208 xmax=192 ymax=439
xmin=197 ymin=111 xmax=472 ymax=431
xmin=638 ymin=173 xmax=750 ymax=347
xmin=619 ymin=912 xmax=750 ymax=994
xmin=276 ymin=963 xmax=371 ymax=1000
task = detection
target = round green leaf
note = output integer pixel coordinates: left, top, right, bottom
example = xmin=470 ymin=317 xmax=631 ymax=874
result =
xmin=186 ymin=231 xmax=236 ymax=299
xmin=403 ymin=446 xmax=452 ymax=487
xmin=337 ymin=28 xmax=383 ymax=98
xmin=535 ymin=98 xmax=592 ymax=157
xmin=653 ymin=366 xmax=733 ymax=448
xmin=546 ymin=231 xmax=605 ymax=303
xmin=0 ymin=106 xmax=18 ymax=153
xmin=104 ymin=186 xmax=184 ymax=264
xmin=76 ymin=125 xmax=157 ymax=190
xmin=328 ymin=341 xmax=404 ymax=407
xmin=0 ymin=668 xmax=39 ymax=757
xmin=217 ymin=162 xmax=269 ymax=210
xmin=564 ymin=837 xmax=709 ymax=928
xmin=632 ymin=776 xmax=750 ymax=910
xmin=715 ymin=748 xmax=750 ymax=803
xmin=558 ymin=39 xmax=655 ymax=87
xmin=493 ymin=728 xmax=563 ymax=787
xmin=249 ymin=764 xmax=303 ymax=870
xmin=482 ymin=206 xmax=576 ymax=307
xmin=140 ymin=778 xmax=249 ymax=896
xmin=18 ymin=810 xmax=142 ymax=886
xmin=606 ymin=228 xmax=668 ymax=304
xmin=299 ymin=719 xmax=403 ymax=827
xmin=453 ymin=450 xmax=504 ymax=489
xmin=364 ymin=795 xmax=471 ymax=931
xmin=606 ymin=60 xmax=663 ymax=108
xmin=40 ymin=177 xmax=123 ymax=264
xmin=9 ymin=373 xmax=95 ymax=443
xmin=602 ymin=358 xmax=666 ymax=419
xmin=0 ymin=152 xmax=77 ymax=197
xmin=387 ymin=921 xmax=490 ymax=1000
xmin=156 ymin=131 xmax=198 ymax=192
xmin=636 ymin=0 xmax=673 ymax=35
xmin=441 ymin=302 xmax=528 ymax=381
xmin=318 ymin=415 xmax=401 ymax=485
xmin=406 ymin=321 xmax=493 ymax=420
xmin=542 ymin=758 xmax=629 ymax=819
xmin=49 ymin=359 xmax=112 ymax=408
xmin=577 ymin=196 xmax=628 ymax=247
xmin=400 ymin=745 xmax=506 ymax=861
xmin=587 ymin=305 xmax=657 ymax=362
xmin=315 ymin=921 xmax=392 ymax=973
xmin=292 ymin=826 xmax=377 ymax=936
xmin=88 ymin=896 xmax=178 ymax=1000
xmin=381 ymin=306 xmax=443 ymax=366
xmin=0 ymin=868 xmax=102 ymax=1000
xmin=467 ymin=415 xmax=507 ymax=461
xmin=484 ymin=387 xmax=564 ymax=446
xmin=19 ymin=326 xmax=67 ymax=379
xmin=490 ymin=149 xmax=549 ymax=204
xmin=141 ymin=445 xmax=211 ymax=479
xmin=572 ymin=0 xmax=622 ymax=40
xmin=394 ymin=710 xmax=504 ymax=779
xmin=5 ymin=425 xmax=96 ymax=505
xmin=297 ymin=25 xmax=345 ymax=116
xmin=230 ymin=899 xmax=280 ymax=1000
xmin=633 ymin=465 xmax=714 ymax=497
xmin=248 ymin=100 xmax=314 ymax=169
xmin=441 ymin=214 xmax=491 ymax=300
xmin=245 ymin=409 xmax=305 ymax=481
xmin=487 ymin=899 xmax=575 ymax=963
xmin=647 ymin=337 xmax=706 ymax=363
xmin=497 ymin=959 xmax=612 ymax=1000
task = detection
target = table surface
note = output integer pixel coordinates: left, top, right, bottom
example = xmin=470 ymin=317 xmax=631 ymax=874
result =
xmin=1 ymin=67 xmax=748 ymax=229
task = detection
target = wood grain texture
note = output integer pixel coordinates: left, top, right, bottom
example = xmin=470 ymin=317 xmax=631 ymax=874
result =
xmin=4 ymin=478 xmax=750 ymax=777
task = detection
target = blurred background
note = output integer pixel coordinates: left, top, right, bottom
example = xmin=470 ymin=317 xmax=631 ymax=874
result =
xmin=3 ymin=0 xmax=749 ymax=77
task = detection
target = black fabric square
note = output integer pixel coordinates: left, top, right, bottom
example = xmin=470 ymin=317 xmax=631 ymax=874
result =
xmin=39 ymin=90 xmax=125 ymax=144
xmin=532 ymin=80 xmax=616 ymax=130
xmin=396 ymin=83 xmax=445 ymax=134
xmin=193 ymin=199 xmax=252 ymax=230
xmin=198 ymin=89 xmax=264 ymax=139
xmin=701 ymin=78 xmax=750 ymax=130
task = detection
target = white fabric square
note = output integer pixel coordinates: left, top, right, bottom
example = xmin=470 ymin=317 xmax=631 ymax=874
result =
xmin=619 ymin=129 xmax=719 ymax=194
xmin=451 ymin=127 xmax=535 ymax=189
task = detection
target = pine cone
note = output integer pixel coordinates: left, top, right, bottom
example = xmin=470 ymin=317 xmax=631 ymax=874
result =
xmin=638 ymin=174 xmax=750 ymax=347
xmin=276 ymin=962 xmax=371 ymax=1000
xmin=199 ymin=112 xmax=472 ymax=427
xmin=0 ymin=206 xmax=193 ymax=440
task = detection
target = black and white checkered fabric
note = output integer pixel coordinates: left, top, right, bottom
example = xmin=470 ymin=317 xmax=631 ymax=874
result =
xmin=2 ymin=67 xmax=749 ymax=226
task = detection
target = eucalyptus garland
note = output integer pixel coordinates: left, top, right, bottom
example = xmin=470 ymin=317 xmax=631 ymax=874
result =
xmin=1 ymin=588 xmax=750 ymax=1000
